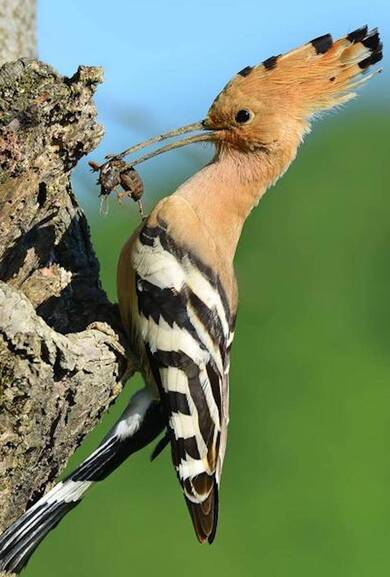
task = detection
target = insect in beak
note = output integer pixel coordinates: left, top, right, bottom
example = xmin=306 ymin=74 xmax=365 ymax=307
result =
xmin=90 ymin=120 xmax=219 ymax=217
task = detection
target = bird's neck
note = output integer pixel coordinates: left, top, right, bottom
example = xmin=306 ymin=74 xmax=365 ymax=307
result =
xmin=176 ymin=139 xmax=301 ymax=262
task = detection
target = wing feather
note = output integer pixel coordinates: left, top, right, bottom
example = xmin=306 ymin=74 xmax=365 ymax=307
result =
xmin=131 ymin=219 xmax=233 ymax=543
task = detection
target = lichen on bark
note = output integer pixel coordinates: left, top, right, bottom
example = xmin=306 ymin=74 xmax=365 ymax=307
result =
xmin=0 ymin=58 xmax=133 ymax=535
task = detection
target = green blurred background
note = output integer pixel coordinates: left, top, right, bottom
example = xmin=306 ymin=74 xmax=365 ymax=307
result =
xmin=26 ymin=2 xmax=390 ymax=576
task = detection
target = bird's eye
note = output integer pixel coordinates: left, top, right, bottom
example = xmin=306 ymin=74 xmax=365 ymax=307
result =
xmin=235 ymin=109 xmax=253 ymax=124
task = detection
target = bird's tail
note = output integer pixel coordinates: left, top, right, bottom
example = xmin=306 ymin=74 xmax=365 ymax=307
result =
xmin=0 ymin=480 xmax=86 ymax=574
xmin=0 ymin=390 xmax=165 ymax=574
xmin=0 ymin=434 xmax=132 ymax=574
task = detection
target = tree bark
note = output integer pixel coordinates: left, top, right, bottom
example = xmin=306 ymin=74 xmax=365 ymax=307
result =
xmin=0 ymin=58 xmax=132 ymax=542
xmin=0 ymin=0 xmax=37 ymax=65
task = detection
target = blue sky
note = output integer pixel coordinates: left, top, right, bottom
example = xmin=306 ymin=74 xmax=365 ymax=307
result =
xmin=38 ymin=0 xmax=389 ymax=199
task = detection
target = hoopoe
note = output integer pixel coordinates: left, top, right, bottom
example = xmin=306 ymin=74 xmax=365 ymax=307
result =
xmin=0 ymin=26 xmax=382 ymax=574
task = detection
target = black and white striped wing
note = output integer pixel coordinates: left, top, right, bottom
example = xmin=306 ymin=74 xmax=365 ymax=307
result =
xmin=132 ymin=222 xmax=233 ymax=543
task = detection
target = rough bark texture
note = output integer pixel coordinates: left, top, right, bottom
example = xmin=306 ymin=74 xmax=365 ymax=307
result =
xmin=0 ymin=59 xmax=132 ymax=540
xmin=0 ymin=0 xmax=37 ymax=66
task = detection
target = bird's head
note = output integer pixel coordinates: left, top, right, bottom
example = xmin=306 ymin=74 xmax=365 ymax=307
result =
xmin=114 ymin=27 xmax=382 ymax=169
xmin=202 ymin=63 xmax=308 ymax=155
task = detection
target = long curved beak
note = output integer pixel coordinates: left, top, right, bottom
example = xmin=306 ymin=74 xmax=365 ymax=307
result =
xmin=103 ymin=120 xmax=215 ymax=169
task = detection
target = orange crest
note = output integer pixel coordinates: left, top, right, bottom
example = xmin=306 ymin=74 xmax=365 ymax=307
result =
xmin=206 ymin=26 xmax=382 ymax=150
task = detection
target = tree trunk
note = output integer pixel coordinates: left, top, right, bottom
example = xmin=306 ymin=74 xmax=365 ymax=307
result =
xmin=0 ymin=6 xmax=133 ymax=577
xmin=0 ymin=56 xmax=132 ymax=544
xmin=0 ymin=0 xmax=37 ymax=65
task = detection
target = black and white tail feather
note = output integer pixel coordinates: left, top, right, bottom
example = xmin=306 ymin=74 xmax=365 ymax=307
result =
xmin=0 ymin=389 xmax=165 ymax=574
